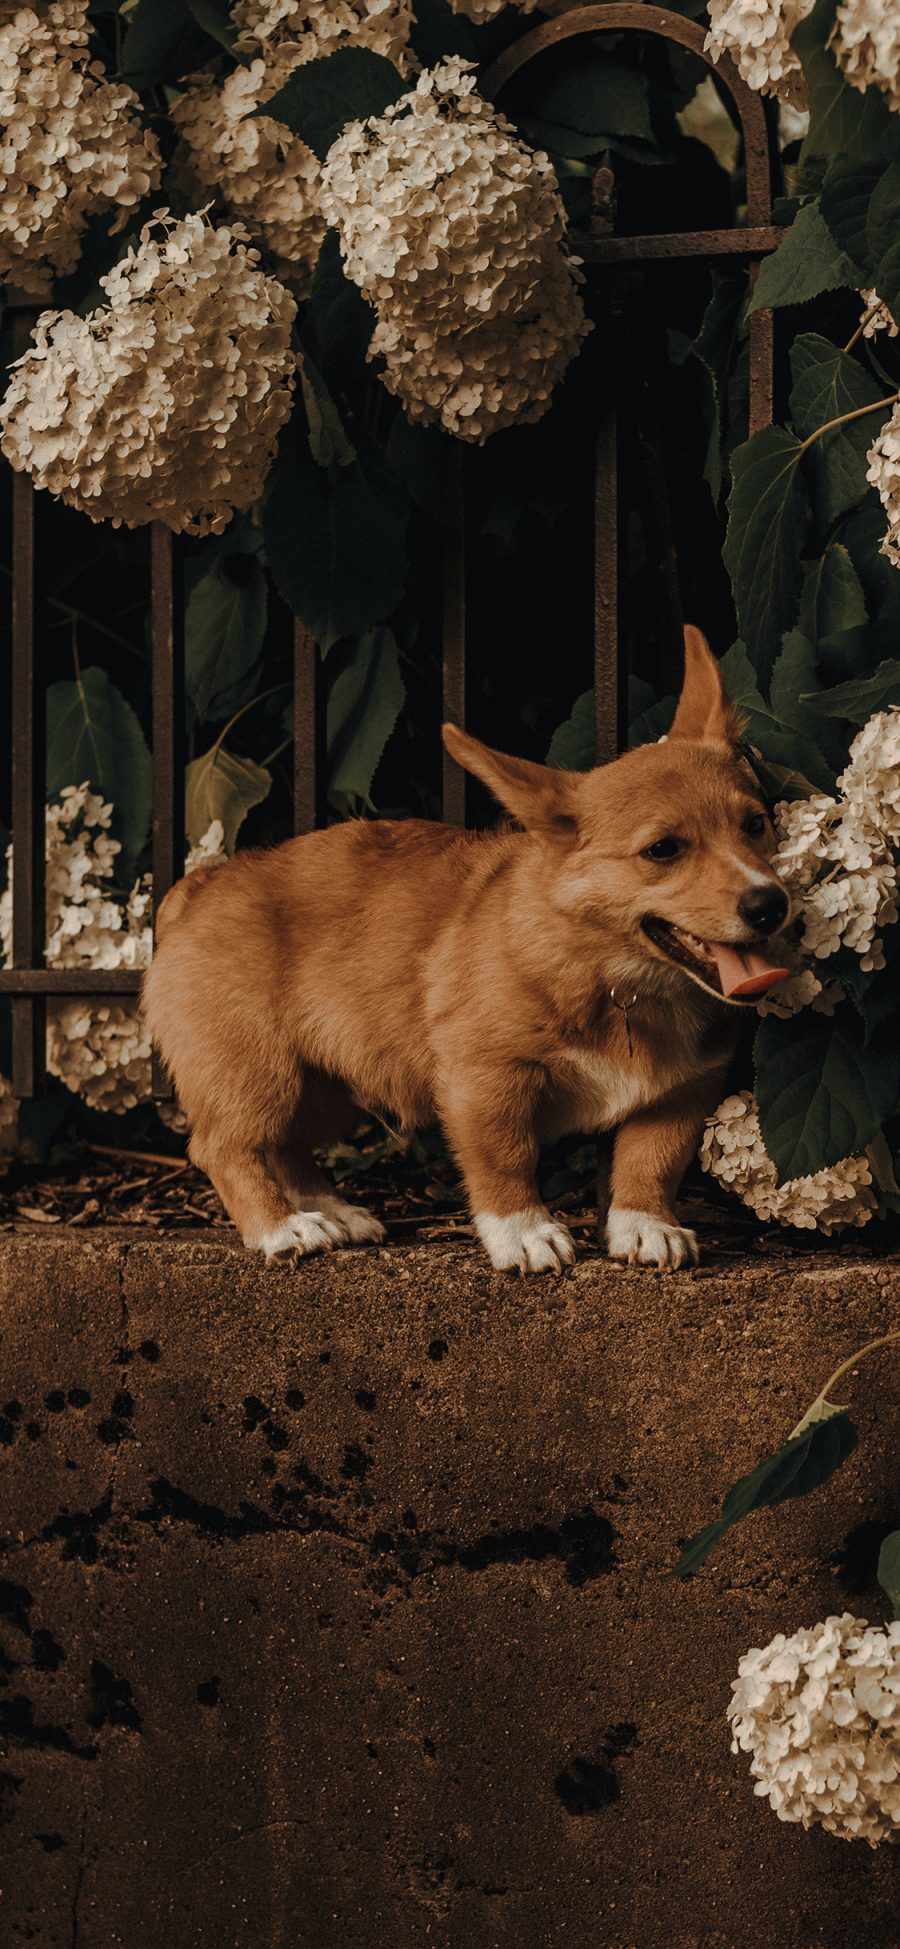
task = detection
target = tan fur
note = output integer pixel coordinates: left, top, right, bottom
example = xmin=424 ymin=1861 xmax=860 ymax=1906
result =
xmin=142 ymin=630 xmax=784 ymax=1272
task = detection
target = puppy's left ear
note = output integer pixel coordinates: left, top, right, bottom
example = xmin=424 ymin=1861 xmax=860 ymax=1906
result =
xmin=442 ymin=724 xmax=577 ymax=839
xmin=668 ymin=625 xmax=744 ymax=747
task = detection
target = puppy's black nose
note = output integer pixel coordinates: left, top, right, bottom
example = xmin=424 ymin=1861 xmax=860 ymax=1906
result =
xmin=738 ymin=884 xmax=788 ymax=935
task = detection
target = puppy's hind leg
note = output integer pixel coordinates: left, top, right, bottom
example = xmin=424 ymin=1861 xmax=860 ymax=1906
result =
xmin=269 ymin=1070 xmax=386 ymax=1251
xmin=191 ymin=1129 xmax=352 ymax=1262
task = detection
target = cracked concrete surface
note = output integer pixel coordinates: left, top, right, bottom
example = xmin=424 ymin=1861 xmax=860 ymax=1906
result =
xmin=1 ymin=1228 xmax=898 ymax=1948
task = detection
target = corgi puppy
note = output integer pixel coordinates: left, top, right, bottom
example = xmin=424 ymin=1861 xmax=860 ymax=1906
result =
xmin=143 ymin=628 xmax=789 ymax=1274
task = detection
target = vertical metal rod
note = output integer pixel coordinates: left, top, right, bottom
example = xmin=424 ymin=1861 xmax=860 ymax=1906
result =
xmin=150 ymin=523 xmax=185 ymax=1098
xmin=441 ymin=443 xmax=466 ymax=826
xmin=593 ymin=404 xmax=623 ymax=766
xmin=747 ymin=280 xmax=775 ymax=433
xmin=9 ymin=306 xmax=44 ymax=1099
xmin=293 ymin=619 xmax=320 ymax=834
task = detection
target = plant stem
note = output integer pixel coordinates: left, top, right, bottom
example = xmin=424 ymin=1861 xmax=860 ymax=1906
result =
xmin=0 ymin=564 xmax=142 ymax=657
xmin=790 ymin=1329 xmax=900 ymax=1437
xmin=843 ymin=304 xmax=882 ymax=355
xmin=798 ymin=393 xmax=898 ymax=455
xmin=209 ymin=684 xmax=289 ymax=763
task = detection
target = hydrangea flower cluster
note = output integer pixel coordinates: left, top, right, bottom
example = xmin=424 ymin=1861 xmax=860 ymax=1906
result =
xmin=705 ymin=0 xmax=815 ymax=105
xmin=729 ymin=1613 xmax=900 ymax=1844
xmin=830 ymin=0 xmax=900 ymax=111
xmin=770 ymin=709 xmax=900 ymax=981
xmin=0 ymin=797 xmax=227 ymax=1133
xmin=0 ymin=0 xmax=161 ymax=296
xmin=320 ymin=59 xmax=591 ymax=441
xmin=171 ymin=62 xmax=324 ymax=294
xmin=699 ymin=1091 xmax=878 ymax=1232
xmin=233 ymin=0 xmax=414 ymax=89
xmin=867 ymin=406 xmax=900 ymax=567
xmin=448 ymin=0 xmax=540 ymax=21
xmin=0 ymin=211 xmax=297 ymax=535
xmin=859 ymin=289 xmax=898 ymax=339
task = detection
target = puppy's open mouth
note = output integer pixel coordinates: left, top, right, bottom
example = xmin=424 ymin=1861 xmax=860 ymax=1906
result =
xmin=640 ymin=917 xmax=790 ymax=1005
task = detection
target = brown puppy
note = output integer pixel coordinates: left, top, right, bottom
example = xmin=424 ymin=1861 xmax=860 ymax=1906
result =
xmin=143 ymin=628 xmax=790 ymax=1273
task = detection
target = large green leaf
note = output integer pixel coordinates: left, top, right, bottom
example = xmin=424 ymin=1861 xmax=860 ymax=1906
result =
xmin=789 ymin=332 xmax=887 ymax=529
xmin=513 ymin=50 xmax=653 ymax=146
xmin=185 ymin=745 xmax=272 ymax=853
xmin=870 ymin=238 xmax=900 ymax=324
xmin=799 ymin=658 xmax=900 ymax=723
xmin=799 ymin=542 xmax=869 ymax=679
xmin=770 ymin=629 xmax=847 ymax=774
xmin=719 ymin=640 xmax=835 ymax=793
xmin=794 ymin=0 xmax=892 ymax=163
xmin=46 ymin=667 xmax=152 ymax=874
xmin=723 ymin=427 xmax=809 ymax=685
xmin=754 ymin=1010 xmax=900 ymax=1180
xmin=672 ymin=1411 xmax=858 ymax=1578
xmin=264 ymin=446 xmax=409 ymax=654
xmin=298 ymin=350 xmax=355 ymax=472
xmin=548 ymin=689 xmax=594 ymax=770
xmin=258 ymin=47 xmax=407 ymax=160
xmin=877 ymin=1529 xmax=900 ymax=1620
xmin=185 ymin=557 xmax=267 ymax=724
xmin=307 ymin=230 xmax=374 ymax=369
xmin=327 ymin=628 xmax=405 ymax=808
xmin=122 ymin=0 xmax=222 ymax=85
xmin=866 ymin=162 xmax=900 ymax=273
xmin=820 ymin=158 xmax=885 ymax=277
xmin=747 ymin=199 xmax=858 ymax=313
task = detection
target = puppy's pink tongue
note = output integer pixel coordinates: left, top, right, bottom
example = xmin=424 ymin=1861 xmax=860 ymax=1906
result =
xmin=711 ymin=944 xmax=790 ymax=999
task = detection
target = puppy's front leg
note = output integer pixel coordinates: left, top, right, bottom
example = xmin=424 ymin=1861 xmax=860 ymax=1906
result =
xmin=607 ymin=1082 xmax=724 ymax=1271
xmin=439 ymin=1066 xmax=576 ymax=1276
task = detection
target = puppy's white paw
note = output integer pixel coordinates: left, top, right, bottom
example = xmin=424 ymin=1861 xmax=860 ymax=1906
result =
xmin=259 ymin=1211 xmax=348 ymax=1261
xmin=476 ymin=1207 xmax=577 ymax=1275
xmin=606 ymin=1205 xmax=698 ymax=1271
xmin=317 ymin=1196 xmax=386 ymax=1247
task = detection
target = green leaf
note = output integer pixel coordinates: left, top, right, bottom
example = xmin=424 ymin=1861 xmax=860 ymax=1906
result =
xmin=692 ymin=275 xmax=747 ymax=504
xmin=870 ymin=238 xmax=900 ymax=324
xmin=878 ymin=1531 xmax=900 ymax=1620
xmin=122 ymin=0 xmax=219 ymax=86
xmin=789 ymin=332 xmax=887 ymax=529
xmin=264 ymin=446 xmax=409 ymax=654
xmin=866 ymin=162 xmax=900 ymax=273
xmin=720 ymin=639 xmax=836 ymax=793
xmin=820 ymin=159 xmax=885 ymax=278
xmin=747 ymin=200 xmax=858 ymax=314
xmin=185 ymin=557 xmax=267 ymax=725
xmin=754 ymin=1010 xmax=900 ymax=1180
xmin=799 ymin=542 xmax=869 ymax=680
xmin=794 ymin=0 xmax=892 ymax=164
xmin=770 ymin=629 xmax=847 ymax=775
xmin=46 ymin=667 xmax=152 ymax=874
xmin=826 ymin=930 xmax=900 ymax=1045
xmin=672 ymin=1411 xmax=858 ymax=1577
xmin=257 ymin=47 xmax=407 ymax=160
xmin=799 ymin=658 xmax=900 ymax=723
xmin=184 ymin=0 xmax=234 ymax=52
xmin=185 ymin=744 xmax=272 ymax=853
xmin=307 ymin=230 xmax=373 ymax=368
xmin=409 ymin=0 xmax=479 ymax=64
xmin=513 ymin=50 xmax=653 ymax=146
xmin=327 ymin=627 xmax=405 ymax=808
xmin=298 ymin=350 xmax=355 ymax=471
xmin=723 ymin=427 xmax=809 ymax=686
xmin=548 ymin=689 xmax=594 ymax=770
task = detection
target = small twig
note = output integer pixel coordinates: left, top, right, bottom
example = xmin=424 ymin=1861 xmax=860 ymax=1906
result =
xmin=85 ymin=1142 xmax=188 ymax=1170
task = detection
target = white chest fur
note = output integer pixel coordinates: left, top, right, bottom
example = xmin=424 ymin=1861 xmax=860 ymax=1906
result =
xmin=541 ymin=1023 xmax=703 ymax=1137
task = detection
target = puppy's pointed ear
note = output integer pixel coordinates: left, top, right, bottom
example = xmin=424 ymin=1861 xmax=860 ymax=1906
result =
xmin=442 ymin=724 xmax=577 ymax=838
xmin=668 ymin=625 xmax=744 ymax=747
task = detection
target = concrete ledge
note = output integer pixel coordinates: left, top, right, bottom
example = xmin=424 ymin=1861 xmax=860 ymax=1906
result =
xmin=1 ymin=1229 xmax=898 ymax=1948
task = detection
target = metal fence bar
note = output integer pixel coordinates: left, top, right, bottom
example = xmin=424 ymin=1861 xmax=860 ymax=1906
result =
xmin=8 ymin=304 xmax=44 ymax=1099
xmin=442 ymin=443 xmax=466 ymax=825
xmin=0 ymin=970 xmax=141 ymax=993
xmin=150 ymin=524 xmax=184 ymax=1097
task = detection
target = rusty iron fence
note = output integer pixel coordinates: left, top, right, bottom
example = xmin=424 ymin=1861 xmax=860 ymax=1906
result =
xmin=0 ymin=2 xmax=783 ymax=1104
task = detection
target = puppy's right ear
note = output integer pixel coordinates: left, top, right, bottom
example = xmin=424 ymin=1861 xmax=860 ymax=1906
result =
xmin=669 ymin=625 xmax=744 ymax=748
xmin=442 ymin=724 xmax=577 ymax=839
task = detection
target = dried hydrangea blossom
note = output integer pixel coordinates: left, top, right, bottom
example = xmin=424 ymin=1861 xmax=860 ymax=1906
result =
xmin=171 ymin=61 xmax=324 ymax=294
xmin=0 ymin=0 xmax=161 ymax=297
xmin=859 ymin=289 xmax=898 ymax=338
xmin=0 ymin=798 xmax=229 ymax=1119
xmin=320 ymin=58 xmax=590 ymax=441
xmin=772 ymin=770 xmax=899 ymax=973
xmin=0 ymin=210 xmax=297 ymax=536
xmin=705 ymin=0 xmax=815 ymax=105
xmin=867 ymin=406 xmax=900 ymax=565
xmin=729 ymin=1613 xmax=900 ymax=1844
xmin=448 ymin=0 xmax=540 ymax=21
xmin=830 ymin=0 xmax=900 ymax=111
xmin=699 ymin=1091 xmax=878 ymax=1232
xmin=233 ymin=0 xmax=414 ymax=88
xmin=839 ymin=708 xmax=900 ymax=847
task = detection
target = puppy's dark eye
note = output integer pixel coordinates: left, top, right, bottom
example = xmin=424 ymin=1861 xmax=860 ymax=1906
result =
xmin=743 ymin=811 xmax=768 ymax=838
xmin=642 ymin=836 xmax=684 ymax=863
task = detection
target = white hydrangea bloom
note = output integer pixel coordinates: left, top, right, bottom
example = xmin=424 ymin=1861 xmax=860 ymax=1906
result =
xmin=772 ymin=769 xmax=900 ymax=972
xmin=729 ymin=1613 xmax=900 ymax=1844
xmin=0 ymin=210 xmax=297 ymax=536
xmin=448 ymin=0 xmax=540 ymax=21
xmin=830 ymin=0 xmax=900 ymax=111
xmin=0 ymin=801 xmax=229 ymax=1120
xmin=233 ymin=0 xmax=414 ymax=88
xmin=705 ymin=0 xmax=815 ymax=105
xmin=839 ymin=708 xmax=900 ymax=849
xmin=699 ymin=1091 xmax=878 ymax=1231
xmin=867 ymin=406 xmax=900 ymax=566
xmin=320 ymin=59 xmax=591 ymax=441
xmin=0 ymin=0 xmax=161 ymax=297
xmin=171 ymin=62 xmax=324 ymax=295
xmin=859 ymin=289 xmax=898 ymax=338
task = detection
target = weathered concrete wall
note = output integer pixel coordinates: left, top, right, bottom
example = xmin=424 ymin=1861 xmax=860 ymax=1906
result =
xmin=1 ymin=1229 xmax=898 ymax=1949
